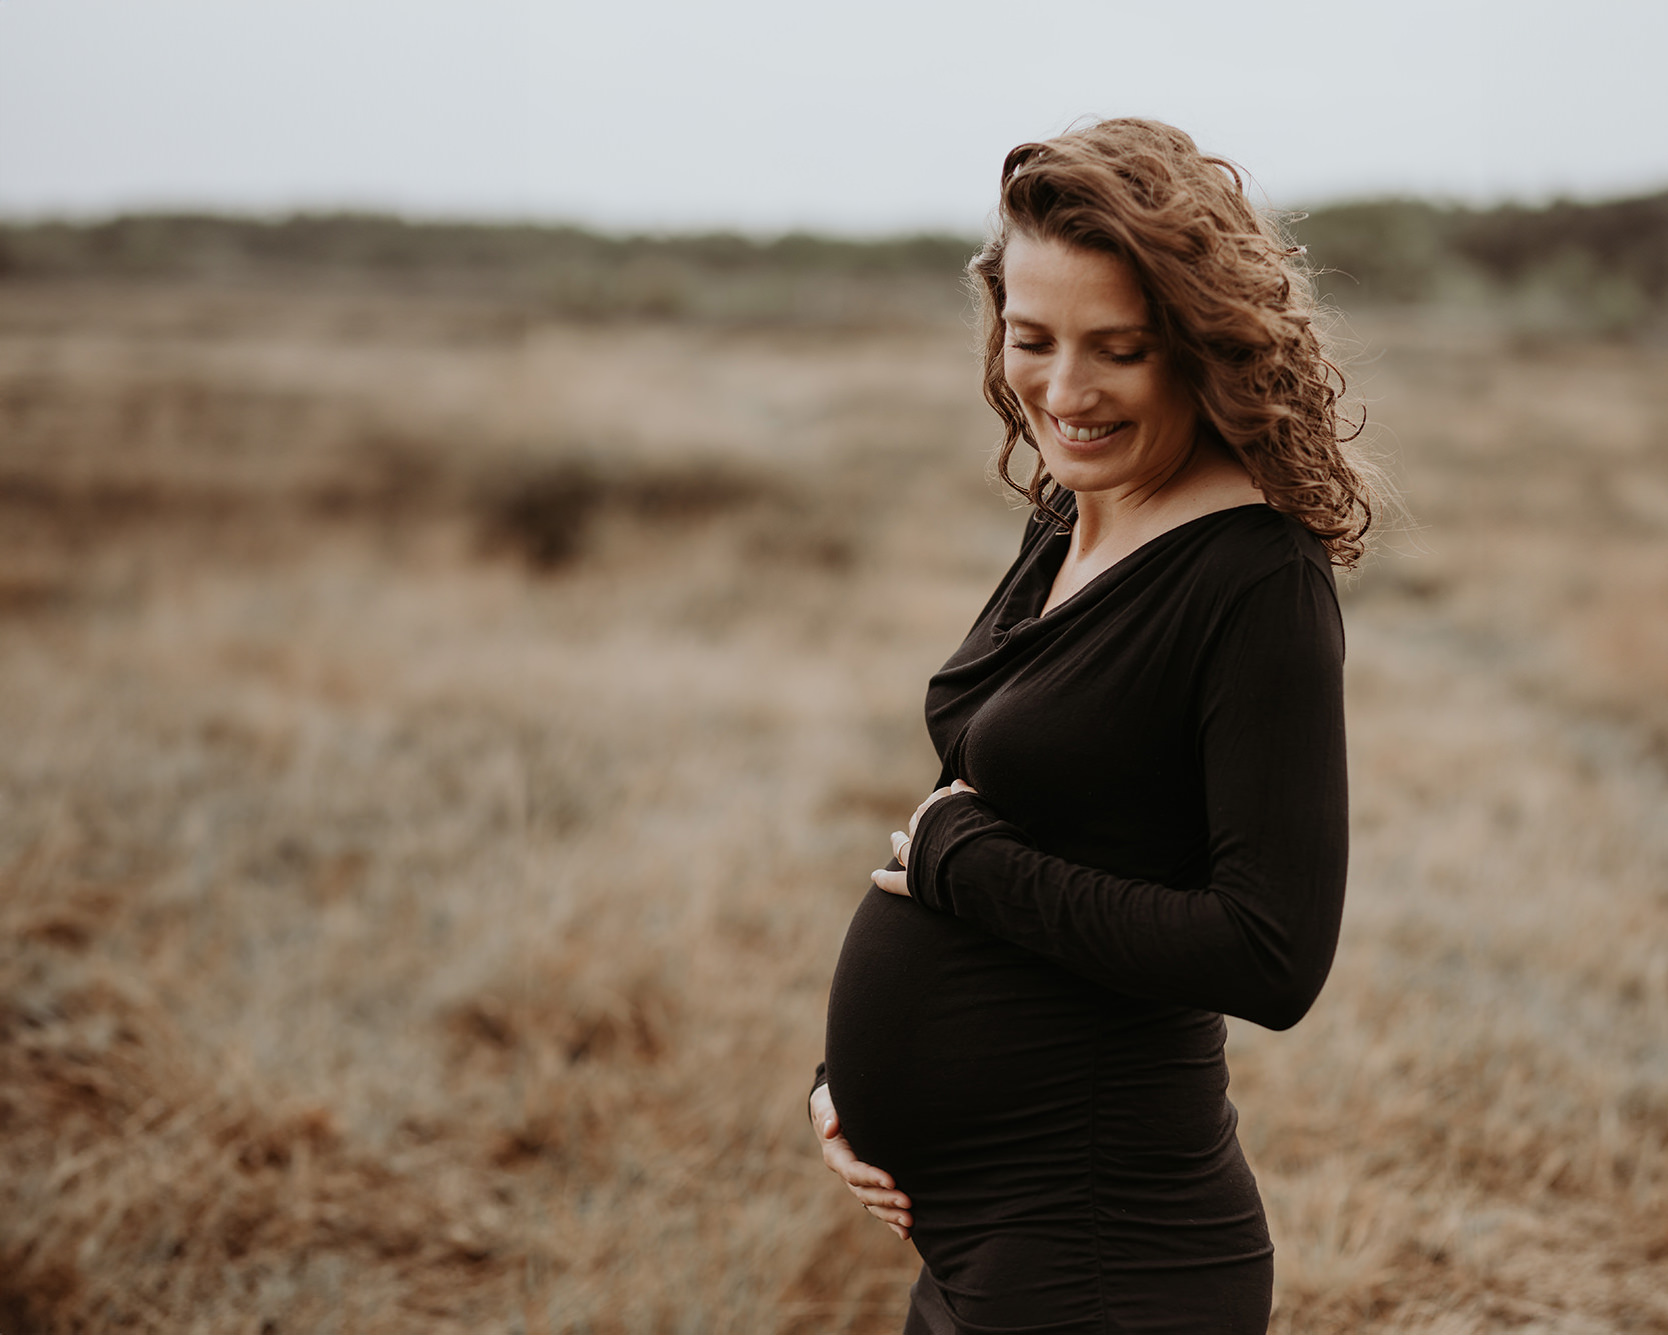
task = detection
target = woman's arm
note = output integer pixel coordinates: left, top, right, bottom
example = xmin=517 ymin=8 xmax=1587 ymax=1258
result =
xmin=894 ymin=556 xmax=1348 ymax=1031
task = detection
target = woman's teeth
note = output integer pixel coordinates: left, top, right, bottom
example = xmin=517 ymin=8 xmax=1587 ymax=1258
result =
xmin=1055 ymin=418 xmax=1123 ymax=442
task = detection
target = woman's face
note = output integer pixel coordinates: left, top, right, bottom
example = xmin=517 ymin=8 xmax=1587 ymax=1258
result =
xmin=1001 ymin=233 xmax=1199 ymax=499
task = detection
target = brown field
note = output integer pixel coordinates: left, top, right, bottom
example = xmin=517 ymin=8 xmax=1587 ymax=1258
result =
xmin=2 ymin=275 xmax=1666 ymax=1334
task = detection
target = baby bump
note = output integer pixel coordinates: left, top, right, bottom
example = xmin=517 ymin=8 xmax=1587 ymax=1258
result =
xmin=825 ymin=885 xmax=1269 ymax=1300
xmin=823 ymin=885 xmax=1116 ymax=1181
xmin=825 ymin=883 xmax=1245 ymax=1177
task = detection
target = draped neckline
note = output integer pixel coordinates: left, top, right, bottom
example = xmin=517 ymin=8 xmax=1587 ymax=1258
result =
xmin=991 ymin=501 xmax=1271 ymax=645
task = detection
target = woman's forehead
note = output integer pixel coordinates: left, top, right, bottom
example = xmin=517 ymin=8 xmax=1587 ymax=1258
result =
xmin=1001 ymin=233 xmax=1151 ymax=329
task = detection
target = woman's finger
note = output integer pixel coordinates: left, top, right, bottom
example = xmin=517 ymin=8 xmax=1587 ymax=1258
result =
xmin=872 ymin=866 xmax=908 ymax=896
xmin=850 ymin=1182 xmax=913 ymax=1211
xmin=820 ymin=1132 xmax=870 ymax=1178
xmin=818 ymin=1130 xmax=912 ymax=1203
xmin=910 ymin=786 xmax=954 ymax=823
xmin=890 ymin=830 xmax=911 ymax=867
xmin=820 ymin=1129 xmax=902 ymax=1192
xmin=857 ymin=1198 xmax=914 ymax=1240
xmin=860 ymin=1204 xmax=916 ymax=1230
xmin=908 ymin=783 xmax=969 ymax=838
xmin=826 ymin=1143 xmax=895 ymax=1190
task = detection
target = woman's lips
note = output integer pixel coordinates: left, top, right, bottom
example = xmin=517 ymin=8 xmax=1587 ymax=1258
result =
xmin=1050 ymin=414 xmax=1129 ymax=444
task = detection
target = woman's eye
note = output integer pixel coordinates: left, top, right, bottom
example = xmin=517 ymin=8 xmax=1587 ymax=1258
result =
xmin=1008 ymin=339 xmax=1050 ymax=354
xmin=1106 ymin=350 xmax=1148 ymax=365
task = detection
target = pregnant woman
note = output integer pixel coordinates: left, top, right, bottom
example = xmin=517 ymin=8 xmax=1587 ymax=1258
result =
xmin=809 ymin=119 xmax=1375 ymax=1333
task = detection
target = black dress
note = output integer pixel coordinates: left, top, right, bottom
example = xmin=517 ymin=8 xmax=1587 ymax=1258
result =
xmin=818 ymin=500 xmax=1348 ymax=1334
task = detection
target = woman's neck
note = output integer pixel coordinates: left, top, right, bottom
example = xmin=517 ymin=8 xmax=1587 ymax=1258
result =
xmin=1071 ymin=440 xmax=1259 ymax=561
xmin=1042 ymin=441 xmax=1263 ymax=614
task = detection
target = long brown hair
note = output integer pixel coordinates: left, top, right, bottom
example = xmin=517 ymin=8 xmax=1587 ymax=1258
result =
xmin=970 ymin=118 xmax=1378 ymax=567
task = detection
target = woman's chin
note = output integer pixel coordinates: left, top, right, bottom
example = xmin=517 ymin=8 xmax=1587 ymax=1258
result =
xmin=1040 ymin=455 xmax=1128 ymax=496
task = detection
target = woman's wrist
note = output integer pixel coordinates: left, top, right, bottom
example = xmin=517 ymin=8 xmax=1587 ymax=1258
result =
xmin=905 ymin=788 xmax=989 ymax=907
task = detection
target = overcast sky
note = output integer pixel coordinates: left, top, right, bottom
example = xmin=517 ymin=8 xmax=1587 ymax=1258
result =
xmin=2 ymin=0 xmax=1665 ymax=235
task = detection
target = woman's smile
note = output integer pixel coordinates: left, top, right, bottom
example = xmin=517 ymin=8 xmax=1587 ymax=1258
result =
xmin=1048 ymin=414 xmax=1129 ymax=445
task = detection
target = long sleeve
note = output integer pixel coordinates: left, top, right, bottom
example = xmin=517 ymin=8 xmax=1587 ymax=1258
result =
xmin=905 ymin=555 xmax=1347 ymax=1031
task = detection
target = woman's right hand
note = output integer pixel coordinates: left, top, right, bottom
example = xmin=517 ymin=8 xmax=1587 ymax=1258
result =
xmin=809 ymin=1084 xmax=914 ymax=1240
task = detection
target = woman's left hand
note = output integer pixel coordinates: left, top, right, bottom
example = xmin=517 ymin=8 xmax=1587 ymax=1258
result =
xmin=872 ymin=779 xmax=978 ymax=897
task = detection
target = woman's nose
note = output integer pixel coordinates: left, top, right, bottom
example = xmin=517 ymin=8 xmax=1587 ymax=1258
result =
xmin=1045 ymin=353 xmax=1101 ymax=418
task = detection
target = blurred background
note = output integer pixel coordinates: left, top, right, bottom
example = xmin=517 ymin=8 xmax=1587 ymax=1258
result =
xmin=3 ymin=2 xmax=1667 ymax=1332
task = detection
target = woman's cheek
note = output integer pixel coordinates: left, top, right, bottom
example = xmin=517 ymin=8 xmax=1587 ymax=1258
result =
xmin=1004 ymin=366 xmax=1043 ymax=427
xmin=1002 ymin=351 xmax=1030 ymax=398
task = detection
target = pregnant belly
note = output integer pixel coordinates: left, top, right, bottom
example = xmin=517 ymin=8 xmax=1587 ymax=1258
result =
xmin=825 ymin=885 xmax=1267 ymax=1304
xmin=825 ymin=884 xmax=1121 ymax=1182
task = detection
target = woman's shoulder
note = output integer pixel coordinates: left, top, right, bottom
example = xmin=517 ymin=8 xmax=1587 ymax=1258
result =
xmin=1189 ymin=508 xmax=1345 ymax=669
xmin=1194 ymin=504 xmax=1334 ymax=581
xmin=1167 ymin=504 xmax=1341 ymax=629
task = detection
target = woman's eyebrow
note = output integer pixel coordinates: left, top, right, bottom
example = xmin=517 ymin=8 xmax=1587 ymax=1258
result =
xmin=1003 ymin=313 xmax=1153 ymax=336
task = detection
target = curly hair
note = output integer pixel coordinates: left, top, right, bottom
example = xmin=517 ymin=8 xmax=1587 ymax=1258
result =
xmin=969 ymin=118 xmax=1378 ymax=567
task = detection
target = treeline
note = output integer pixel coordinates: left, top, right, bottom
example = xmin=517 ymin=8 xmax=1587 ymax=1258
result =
xmin=1294 ymin=192 xmax=1668 ymax=332
xmin=0 ymin=215 xmax=976 ymax=325
xmin=2 ymin=191 xmax=1664 ymax=330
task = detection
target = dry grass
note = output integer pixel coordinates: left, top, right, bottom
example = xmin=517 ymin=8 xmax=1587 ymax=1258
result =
xmin=1 ymin=278 xmax=1665 ymax=1333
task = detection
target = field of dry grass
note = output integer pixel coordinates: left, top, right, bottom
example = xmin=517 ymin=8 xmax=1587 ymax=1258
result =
xmin=2 ymin=275 xmax=1666 ymax=1333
